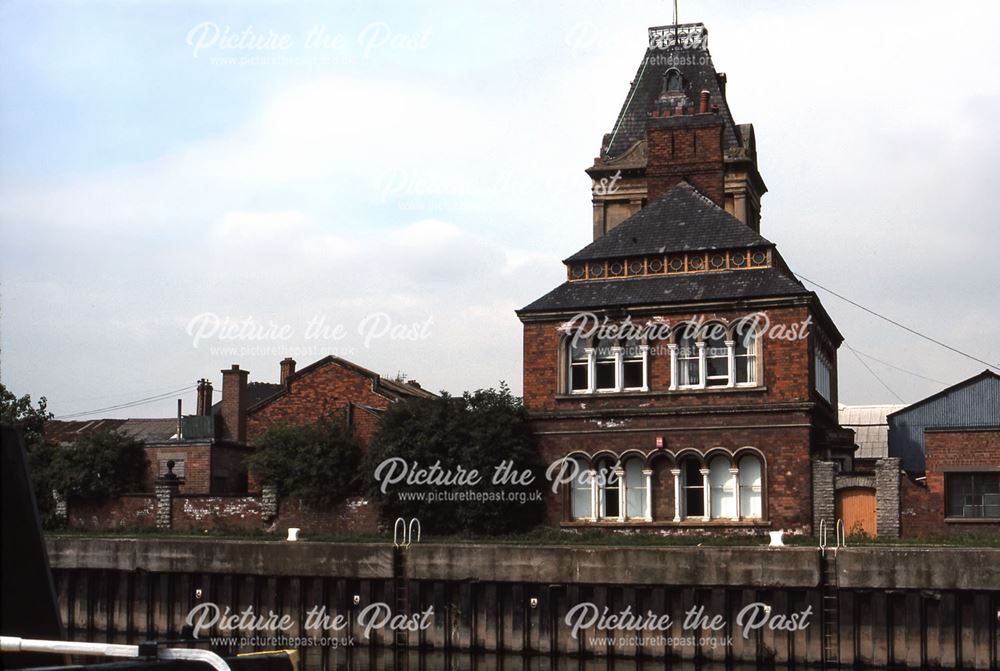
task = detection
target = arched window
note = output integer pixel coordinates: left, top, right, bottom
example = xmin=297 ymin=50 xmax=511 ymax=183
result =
xmin=569 ymin=457 xmax=594 ymax=520
xmin=677 ymin=329 xmax=700 ymax=388
xmin=596 ymin=457 xmax=620 ymax=519
xmin=681 ymin=458 xmax=705 ymax=518
xmin=594 ymin=338 xmax=617 ymax=391
xmin=670 ymin=320 xmax=763 ymax=390
xmin=624 ymin=458 xmax=649 ymax=519
xmin=704 ymin=325 xmax=729 ymax=387
xmin=734 ymin=321 xmax=758 ymax=385
xmin=738 ymin=455 xmax=763 ymax=518
xmin=569 ymin=336 xmax=591 ymax=393
xmin=709 ymin=456 xmax=737 ymax=518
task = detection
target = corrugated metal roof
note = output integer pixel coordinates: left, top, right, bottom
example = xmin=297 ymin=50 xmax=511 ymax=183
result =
xmin=838 ymin=404 xmax=905 ymax=459
xmin=45 ymin=417 xmax=177 ymax=444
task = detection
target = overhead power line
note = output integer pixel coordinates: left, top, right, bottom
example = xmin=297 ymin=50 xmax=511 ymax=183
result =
xmin=55 ymin=385 xmax=197 ymax=421
xmin=849 ymin=349 xmax=949 ymax=385
xmin=794 ymin=273 xmax=1000 ymax=372
xmin=844 ymin=342 xmax=904 ymax=403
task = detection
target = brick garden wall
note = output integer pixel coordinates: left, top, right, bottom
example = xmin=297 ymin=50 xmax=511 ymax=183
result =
xmin=67 ymin=495 xmax=157 ymax=530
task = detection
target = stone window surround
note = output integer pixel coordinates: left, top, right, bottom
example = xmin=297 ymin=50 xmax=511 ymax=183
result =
xmin=563 ymin=449 xmax=767 ymax=526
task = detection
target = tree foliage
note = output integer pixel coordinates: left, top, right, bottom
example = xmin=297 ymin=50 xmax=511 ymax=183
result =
xmin=248 ymin=415 xmax=363 ymax=507
xmin=366 ymin=384 xmax=546 ymax=536
xmin=52 ymin=428 xmax=149 ymax=501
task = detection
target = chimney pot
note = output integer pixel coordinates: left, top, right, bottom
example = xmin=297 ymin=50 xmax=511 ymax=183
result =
xmin=196 ymin=378 xmax=214 ymax=416
xmin=699 ymin=90 xmax=710 ymax=114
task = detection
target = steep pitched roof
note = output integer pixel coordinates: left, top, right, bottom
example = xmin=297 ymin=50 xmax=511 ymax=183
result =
xmin=247 ymin=355 xmax=437 ymax=413
xmin=565 ymin=182 xmax=770 ymax=262
xmin=602 ymin=24 xmax=741 ymax=159
xmin=518 ymin=266 xmax=809 ymax=314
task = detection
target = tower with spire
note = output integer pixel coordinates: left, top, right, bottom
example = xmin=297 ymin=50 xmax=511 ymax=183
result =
xmin=517 ymin=22 xmax=856 ymax=535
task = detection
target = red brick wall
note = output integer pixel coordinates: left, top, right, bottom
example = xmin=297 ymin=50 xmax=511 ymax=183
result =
xmin=902 ymin=428 xmax=1000 ymax=537
xmin=172 ymin=495 xmax=263 ymax=532
xmin=144 ymin=444 xmax=212 ymax=494
xmin=274 ymin=496 xmax=379 ymax=536
xmin=522 ymin=305 xmax=829 ymax=414
xmin=646 ymin=120 xmax=725 ymax=205
xmin=536 ymin=421 xmax=813 ymax=533
xmin=68 ymin=495 xmax=157 ymax=530
xmin=247 ymin=361 xmax=394 ymax=448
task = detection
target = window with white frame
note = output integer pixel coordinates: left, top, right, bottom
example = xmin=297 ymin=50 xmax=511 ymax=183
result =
xmin=738 ymin=455 xmax=763 ymax=518
xmin=734 ymin=321 xmax=758 ymax=385
xmin=704 ymin=328 xmax=729 ymax=387
xmin=596 ymin=457 xmax=621 ymax=518
xmin=622 ymin=336 xmax=646 ymax=390
xmin=672 ymin=322 xmax=761 ymax=390
xmin=594 ymin=338 xmax=617 ymax=392
xmin=708 ymin=456 xmax=737 ymax=518
xmin=569 ymin=457 xmax=593 ymax=519
xmin=681 ymin=459 xmax=705 ymax=518
xmin=566 ymin=333 xmax=648 ymax=394
xmin=569 ymin=338 xmax=590 ymax=393
xmin=815 ymin=348 xmax=833 ymax=402
xmin=677 ymin=331 xmax=700 ymax=388
xmin=624 ymin=458 xmax=649 ymax=519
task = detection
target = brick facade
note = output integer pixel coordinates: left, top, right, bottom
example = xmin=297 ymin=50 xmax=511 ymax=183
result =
xmin=901 ymin=427 xmax=1000 ymax=537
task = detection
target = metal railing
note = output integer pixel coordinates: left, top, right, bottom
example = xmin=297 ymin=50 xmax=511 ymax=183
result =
xmin=393 ymin=517 xmax=421 ymax=548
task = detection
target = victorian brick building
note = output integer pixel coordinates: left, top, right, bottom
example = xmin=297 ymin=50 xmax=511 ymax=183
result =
xmin=518 ymin=23 xmax=855 ymax=534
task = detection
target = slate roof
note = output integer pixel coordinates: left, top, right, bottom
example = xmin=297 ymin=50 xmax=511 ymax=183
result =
xmin=565 ymin=182 xmax=771 ymax=262
xmin=603 ymin=24 xmax=742 ymax=159
xmin=518 ymin=266 xmax=809 ymax=314
xmin=211 ymin=382 xmax=283 ymax=415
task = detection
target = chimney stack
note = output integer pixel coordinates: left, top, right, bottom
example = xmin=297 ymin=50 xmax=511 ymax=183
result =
xmin=220 ymin=364 xmax=249 ymax=444
xmin=280 ymin=357 xmax=296 ymax=386
xmin=196 ymin=378 xmax=214 ymax=416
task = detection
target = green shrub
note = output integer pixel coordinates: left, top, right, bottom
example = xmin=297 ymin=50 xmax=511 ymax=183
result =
xmin=248 ymin=415 xmax=362 ymax=507
xmin=366 ymin=384 xmax=546 ymax=536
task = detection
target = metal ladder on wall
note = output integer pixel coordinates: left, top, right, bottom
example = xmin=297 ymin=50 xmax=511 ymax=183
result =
xmin=819 ymin=519 xmax=846 ymax=666
xmin=392 ymin=518 xmax=421 ymax=668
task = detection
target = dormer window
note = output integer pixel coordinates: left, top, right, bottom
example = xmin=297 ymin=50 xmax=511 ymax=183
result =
xmin=664 ymin=67 xmax=684 ymax=93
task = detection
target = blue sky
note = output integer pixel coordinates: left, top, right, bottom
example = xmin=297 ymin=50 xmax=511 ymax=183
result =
xmin=2 ymin=0 xmax=999 ymax=418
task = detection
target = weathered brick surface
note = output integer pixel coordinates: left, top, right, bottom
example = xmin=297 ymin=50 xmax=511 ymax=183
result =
xmin=646 ymin=118 xmax=725 ymax=205
xmin=143 ymin=444 xmax=211 ymax=494
xmin=523 ymin=302 xmax=841 ymax=535
xmin=67 ymin=495 xmax=157 ymax=530
xmin=273 ymin=496 xmax=379 ymax=537
xmin=901 ymin=428 xmax=1000 ymax=537
xmin=522 ymin=306 xmax=834 ymax=413
xmin=172 ymin=495 xmax=263 ymax=531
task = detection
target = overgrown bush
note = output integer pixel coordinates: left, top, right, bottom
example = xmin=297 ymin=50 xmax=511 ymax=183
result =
xmin=248 ymin=415 xmax=362 ymax=507
xmin=50 ymin=428 xmax=149 ymax=500
xmin=366 ymin=384 xmax=546 ymax=536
